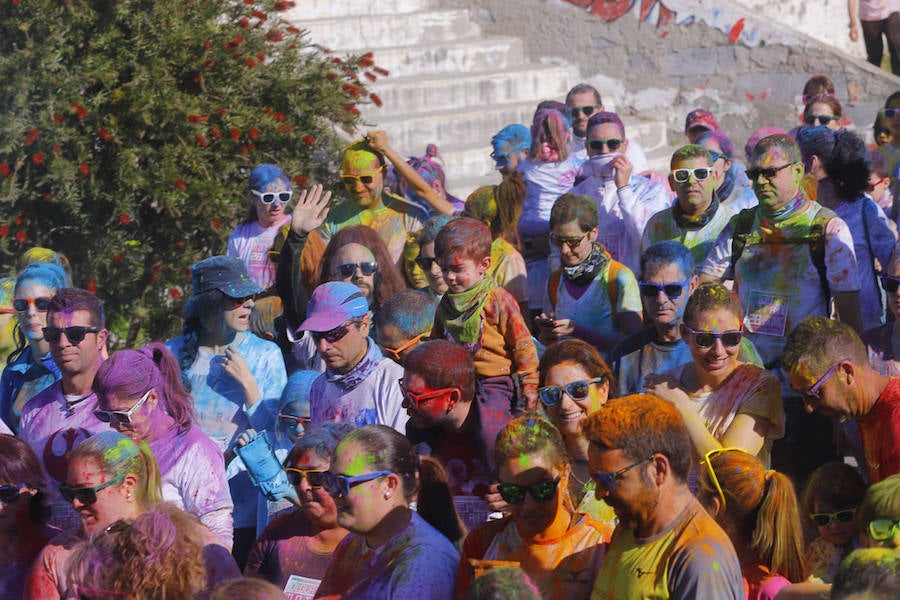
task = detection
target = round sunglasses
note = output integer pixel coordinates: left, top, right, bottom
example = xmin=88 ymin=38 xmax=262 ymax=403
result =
xmin=13 ymin=297 xmax=52 ymax=312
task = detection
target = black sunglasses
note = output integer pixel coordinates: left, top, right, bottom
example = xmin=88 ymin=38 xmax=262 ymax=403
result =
xmin=638 ymin=279 xmax=691 ymax=299
xmin=746 ymin=163 xmax=794 ymax=181
xmin=285 ymin=468 xmax=327 ymax=487
xmin=336 ymin=261 xmax=377 ymax=279
xmin=803 ymin=115 xmax=839 ymax=126
xmin=42 ymin=325 xmax=103 ymax=344
xmin=13 ymin=297 xmax=52 ymax=312
xmin=415 ymin=256 xmax=438 ymax=271
xmin=538 ymin=377 xmax=605 ymax=407
xmin=880 ymin=275 xmax=900 ymax=293
xmin=684 ymin=324 xmax=742 ymax=348
xmin=587 ymin=138 xmax=623 ymax=152
xmin=312 ymin=319 xmax=362 ymax=344
xmin=885 ymin=108 xmax=900 ymax=119
xmin=59 ymin=474 xmax=125 ymax=506
xmin=571 ymin=104 xmax=602 ymax=117
xmin=497 ymin=478 xmax=560 ymax=504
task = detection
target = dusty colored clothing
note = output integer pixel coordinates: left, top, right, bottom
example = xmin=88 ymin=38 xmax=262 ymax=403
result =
xmin=699 ymin=200 xmax=860 ymax=366
xmin=18 ymin=383 xmax=107 ymax=532
xmin=488 ymin=237 xmax=529 ymax=305
xmin=641 ymin=203 xmax=735 ymax=272
xmin=458 ymin=512 xmax=609 ymax=600
xmin=862 ymin=322 xmax=900 ymax=377
xmin=591 ymin=498 xmax=743 ymax=599
xmin=315 ymin=511 xmax=459 ymax=600
xmin=431 ymin=285 xmax=539 ymax=401
xmin=664 ymin=362 xmax=785 ymax=466
xmin=857 ymin=377 xmax=900 ymax=483
xmin=244 ymin=509 xmax=342 ymax=591
xmin=0 ymin=348 xmax=61 ymax=432
xmin=806 ymin=536 xmax=858 ymax=584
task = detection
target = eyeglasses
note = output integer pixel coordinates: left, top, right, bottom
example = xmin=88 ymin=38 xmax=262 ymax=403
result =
xmin=322 ymin=470 xmax=393 ymax=498
xmin=587 ymin=138 xmax=623 ymax=152
xmin=672 ymin=167 xmax=713 ymax=184
xmin=225 ymin=295 xmax=256 ymax=310
xmin=810 ymin=509 xmax=856 ymax=527
xmin=415 ymin=256 xmax=438 ymax=271
xmin=549 ymin=232 xmax=590 ymax=249
xmin=884 ymin=108 xmax=900 ymax=119
xmin=746 ymin=162 xmax=795 ymax=181
xmin=250 ymin=189 xmax=292 ymax=205
xmin=340 ymin=166 xmax=384 ymax=187
xmin=398 ymin=379 xmax=456 ymax=410
xmin=638 ymin=279 xmax=692 ymax=300
xmin=801 ymin=358 xmax=849 ymax=403
xmin=699 ymin=447 xmax=748 ymax=511
xmin=311 ymin=319 xmax=361 ymax=345
xmin=285 ymin=468 xmax=327 ymax=487
xmin=13 ymin=297 xmax=52 ymax=312
xmin=497 ymin=478 xmax=561 ymax=504
xmin=94 ymin=388 xmax=152 ymax=426
xmin=803 ymin=114 xmax=840 ymax=126
xmin=571 ymin=104 xmax=602 ymax=117
xmin=683 ymin=324 xmax=742 ymax=348
xmin=335 ymin=261 xmax=377 ymax=279
xmin=42 ymin=325 xmax=103 ymax=344
xmin=59 ymin=473 xmax=125 ymax=506
xmin=538 ymin=377 xmax=606 ymax=407
xmin=880 ymin=275 xmax=900 ymax=293
xmin=590 ymin=455 xmax=654 ymax=491
xmin=382 ymin=332 xmax=429 ymax=362
xmin=0 ymin=484 xmax=26 ymax=504
xmin=278 ymin=413 xmax=310 ymax=428
xmin=868 ymin=518 xmax=900 ymax=541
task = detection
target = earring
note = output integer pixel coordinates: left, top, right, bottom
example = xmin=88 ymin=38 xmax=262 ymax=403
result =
xmin=384 ymin=492 xmax=391 ymax=500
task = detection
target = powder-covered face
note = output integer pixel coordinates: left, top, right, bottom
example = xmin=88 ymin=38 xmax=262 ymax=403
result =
xmin=292 ymin=449 xmax=338 ymax=528
xmin=98 ymin=389 xmax=160 ymax=442
xmin=340 ymin=151 xmax=383 ymax=210
xmin=543 ymin=362 xmax=608 ymax=440
xmin=811 ymin=498 xmax=859 ymax=547
xmin=418 ymin=241 xmax=447 ymax=295
xmin=551 ymin=219 xmax=594 ymax=267
xmin=15 ymin=280 xmax=54 ymax=342
xmin=400 ymin=371 xmax=456 ymax=429
xmin=588 ymin=446 xmax=658 ymax=532
xmin=251 ymin=178 xmax=291 ymax=228
xmin=586 ymin=122 xmax=626 ymax=157
xmin=437 ymin=252 xmax=489 ymax=294
xmin=700 ymin=138 xmax=731 ymax=187
xmin=750 ymin=146 xmax=802 ymax=211
xmin=641 ymin=263 xmax=693 ymax=329
xmin=670 ymin=155 xmax=715 ymax=215
xmin=330 ymin=441 xmax=392 ymax=534
xmin=497 ymin=451 xmax=565 ymax=540
xmin=683 ymin=308 xmax=741 ymax=378
xmin=66 ymin=456 xmax=132 ymax=535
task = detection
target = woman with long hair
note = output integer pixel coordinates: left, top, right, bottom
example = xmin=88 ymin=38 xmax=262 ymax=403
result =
xmin=797 ymin=126 xmax=896 ymax=332
xmin=0 ymin=262 xmax=68 ymax=432
xmin=92 ymin=343 xmax=233 ymax=546
xmin=537 ymin=339 xmax=617 ymax=528
xmin=697 ymin=448 xmax=806 ymax=598
xmin=457 ymin=415 xmax=609 ymax=599
xmin=315 ymin=425 xmax=460 ymax=599
xmin=646 ymin=282 xmax=784 ymax=466
xmin=166 ymin=255 xmax=287 ymax=565
xmin=0 ymin=435 xmax=53 ymax=599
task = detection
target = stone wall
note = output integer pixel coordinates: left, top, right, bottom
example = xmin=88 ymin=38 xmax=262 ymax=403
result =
xmin=443 ymin=0 xmax=898 ymax=155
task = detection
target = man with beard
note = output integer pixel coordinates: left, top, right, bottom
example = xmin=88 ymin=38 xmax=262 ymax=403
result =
xmin=783 ymin=316 xmax=900 ymax=484
xmin=585 ymin=394 xmax=742 ymax=599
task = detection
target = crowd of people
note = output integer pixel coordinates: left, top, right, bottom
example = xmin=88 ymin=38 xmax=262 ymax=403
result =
xmin=3 ymin=76 xmax=900 ymax=599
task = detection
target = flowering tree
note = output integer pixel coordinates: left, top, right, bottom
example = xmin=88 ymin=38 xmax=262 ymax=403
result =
xmin=0 ymin=0 xmax=382 ymax=344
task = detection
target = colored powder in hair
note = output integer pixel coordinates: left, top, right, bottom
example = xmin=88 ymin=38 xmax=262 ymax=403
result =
xmin=102 ymin=436 xmax=138 ymax=464
xmin=342 ymin=148 xmax=380 ymax=173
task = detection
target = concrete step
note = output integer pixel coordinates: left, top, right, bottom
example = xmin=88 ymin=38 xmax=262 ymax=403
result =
xmin=356 ymin=37 xmax=526 ymax=78
xmin=364 ymin=63 xmax=577 ymax=115
xmin=294 ymin=9 xmax=479 ymax=50
xmin=283 ymin=0 xmax=433 ymax=20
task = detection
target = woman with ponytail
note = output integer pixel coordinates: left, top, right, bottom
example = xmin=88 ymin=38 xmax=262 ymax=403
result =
xmin=797 ymin=126 xmax=897 ymax=331
xmin=92 ymin=343 xmax=233 ymax=547
xmin=697 ymin=448 xmax=806 ymax=599
xmin=315 ymin=425 xmax=460 ymax=599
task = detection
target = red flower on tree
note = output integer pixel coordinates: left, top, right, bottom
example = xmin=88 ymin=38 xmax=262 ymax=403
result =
xmin=293 ymin=175 xmax=308 ymax=186
xmin=24 ymin=128 xmax=40 ymax=146
xmin=370 ymin=93 xmax=383 ymax=107
xmin=120 ymin=214 xmax=131 ymax=225
xmin=14 ymin=217 xmax=22 ymax=226
xmin=273 ymin=112 xmax=285 ymax=122
xmin=78 ymin=163 xmax=89 ymax=175
xmin=70 ymin=103 xmax=87 ymax=119
xmin=15 ymin=231 xmax=26 ymax=244
xmin=210 ymin=127 xmax=222 ymax=139
xmin=86 ymin=279 xmax=97 ymax=293
xmin=53 ymin=114 xmax=64 ymax=124
xmin=249 ymin=127 xmax=259 ymax=140
xmin=169 ymin=288 xmax=182 ymax=300
xmin=212 ymin=217 xmax=222 ymax=230
xmin=0 ymin=164 xmax=10 ymax=178
xmin=239 ymin=17 xmax=250 ymax=28
xmin=246 ymin=57 xmax=256 ymax=68
xmin=32 ymin=153 xmax=44 ymax=165
xmin=195 ymin=134 xmax=209 ymax=147
xmin=266 ymin=30 xmax=283 ymax=42
xmin=302 ymin=134 xmax=315 ymax=146
xmin=230 ymin=128 xmax=241 ymax=140
xmin=188 ymin=114 xmax=209 ymax=123
xmin=0 ymin=225 xmax=8 ymax=237
xmin=273 ymin=1 xmax=295 ymax=10
xmin=97 ymin=129 xmax=112 ymax=141
xmin=174 ymin=179 xmax=187 ymax=191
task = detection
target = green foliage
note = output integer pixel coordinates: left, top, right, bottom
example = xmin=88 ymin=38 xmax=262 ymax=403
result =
xmin=0 ymin=0 xmax=379 ymax=345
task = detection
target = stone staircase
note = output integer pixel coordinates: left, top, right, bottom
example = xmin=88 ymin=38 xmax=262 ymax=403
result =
xmin=285 ymin=0 xmax=670 ymax=198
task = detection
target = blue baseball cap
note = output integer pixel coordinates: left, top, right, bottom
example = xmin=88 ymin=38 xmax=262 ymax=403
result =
xmin=191 ymin=256 xmax=264 ymax=298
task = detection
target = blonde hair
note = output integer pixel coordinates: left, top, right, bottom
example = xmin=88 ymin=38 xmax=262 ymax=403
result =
xmin=70 ymin=431 xmax=162 ymax=510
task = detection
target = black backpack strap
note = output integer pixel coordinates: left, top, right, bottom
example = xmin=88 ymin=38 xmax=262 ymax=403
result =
xmin=809 ymin=207 xmax=832 ymax=312
xmin=729 ymin=207 xmax=757 ymax=279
